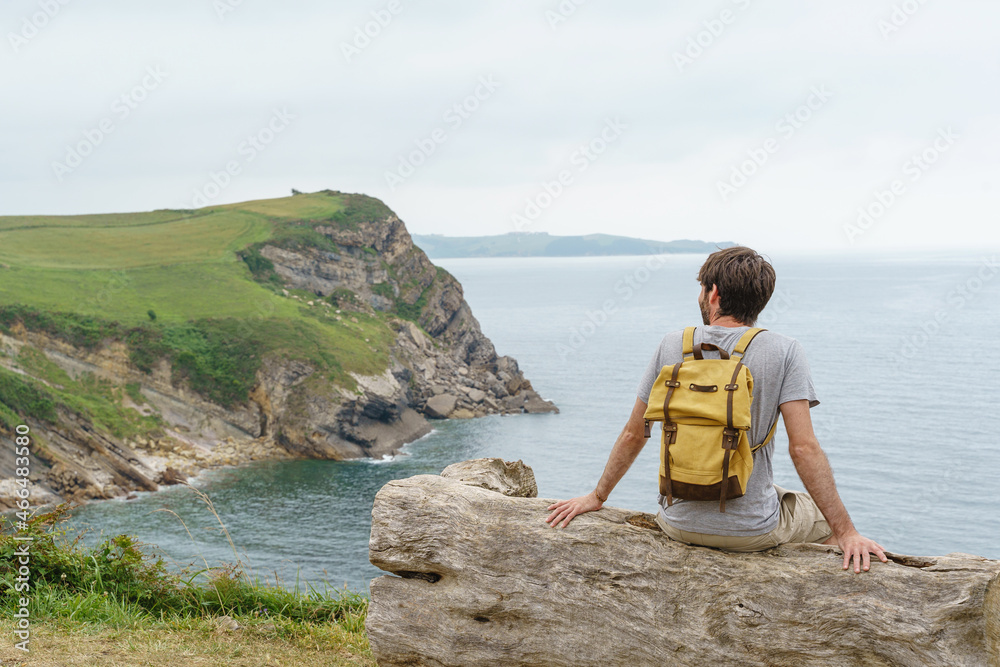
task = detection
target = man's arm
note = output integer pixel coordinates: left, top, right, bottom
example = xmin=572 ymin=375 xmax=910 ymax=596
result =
xmin=780 ymin=399 xmax=887 ymax=573
xmin=545 ymin=397 xmax=649 ymax=529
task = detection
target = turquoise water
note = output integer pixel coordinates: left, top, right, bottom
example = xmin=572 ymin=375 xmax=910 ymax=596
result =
xmin=64 ymin=252 xmax=1000 ymax=591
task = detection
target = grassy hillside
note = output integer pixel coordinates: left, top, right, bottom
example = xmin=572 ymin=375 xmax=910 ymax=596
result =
xmin=0 ymin=191 xmax=401 ymax=422
xmin=411 ymin=232 xmax=735 ymax=258
xmin=0 ymin=191 xmax=364 ymax=322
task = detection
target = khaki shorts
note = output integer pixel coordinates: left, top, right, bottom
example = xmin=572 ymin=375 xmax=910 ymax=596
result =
xmin=655 ymin=485 xmax=833 ymax=552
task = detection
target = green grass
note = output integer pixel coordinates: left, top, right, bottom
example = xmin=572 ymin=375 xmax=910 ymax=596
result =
xmin=0 ymin=504 xmax=367 ymax=624
xmin=0 ymin=190 xmax=409 ymax=664
xmin=124 ymin=382 xmax=145 ymax=406
xmin=0 ymin=189 xmax=428 ymax=437
xmin=0 ymin=209 xmax=185 ymax=232
xmin=0 ymin=262 xmax=297 ymax=325
xmin=264 ymin=223 xmax=343 ymax=254
xmin=0 ymin=210 xmax=272 ymax=270
xmin=0 ymin=500 xmax=373 ymax=665
xmin=371 ymin=282 xmax=394 ymax=299
xmin=0 ymin=191 xmax=350 ymax=325
xmin=393 ymin=267 xmax=449 ymax=322
xmin=394 ymin=291 xmax=428 ymax=322
xmin=213 ymin=192 xmax=345 ymax=221
xmin=0 ymin=351 xmax=164 ymax=439
xmin=0 ymin=365 xmax=58 ymax=427
xmin=0 ymin=190 xmax=406 ymax=326
xmin=328 ymin=288 xmax=358 ymax=309
xmin=0 ymin=304 xmax=393 ymax=413
xmin=322 ymin=194 xmax=394 ymax=231
xmin=0 ymin=400 xmax=20 ymax=432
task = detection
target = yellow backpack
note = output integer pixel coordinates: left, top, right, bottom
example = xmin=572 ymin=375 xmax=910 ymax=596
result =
xmin=643 ymin=326 xmax=777 ymax=512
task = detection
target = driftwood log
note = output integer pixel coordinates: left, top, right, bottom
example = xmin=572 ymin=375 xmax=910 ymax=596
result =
xmin=367 ymin=458 xmax=1000 ymax=667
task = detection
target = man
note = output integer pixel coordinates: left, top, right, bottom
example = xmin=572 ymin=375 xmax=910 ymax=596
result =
xmin=545 ymin=246 xmax=887 ymax=574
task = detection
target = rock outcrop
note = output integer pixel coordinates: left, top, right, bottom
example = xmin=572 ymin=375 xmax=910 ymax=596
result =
xmin=0 ymin=192 xmax=557 ymax=510
xmin=257 ymin=199 xmax=558 ymax=423
xmin=367 ymin=458 xmax=1000 ymax=667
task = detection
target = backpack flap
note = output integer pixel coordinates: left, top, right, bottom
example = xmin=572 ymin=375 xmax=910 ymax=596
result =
xmin=642 ymin=359 xmax=754 ymax=429
xmin=663 ymin=362 xmax=753 ymax=429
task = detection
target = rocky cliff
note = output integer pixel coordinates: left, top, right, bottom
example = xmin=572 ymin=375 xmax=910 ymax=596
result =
xmin=367 ymin=458 xmax=1000 ymax=667
xmin=0 ymin=191 xmax=556 ymax=511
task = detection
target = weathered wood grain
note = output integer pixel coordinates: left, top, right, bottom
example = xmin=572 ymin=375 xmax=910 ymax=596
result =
xmin=368 ymin=458 xmax=1000 ymax=667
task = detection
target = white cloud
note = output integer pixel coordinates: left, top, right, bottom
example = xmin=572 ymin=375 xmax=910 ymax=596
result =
xmin=1 ymin=0 xmax=998 ymax=252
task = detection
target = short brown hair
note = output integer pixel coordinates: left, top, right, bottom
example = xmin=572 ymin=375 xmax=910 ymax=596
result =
xmin=697 ymin=246 xmax=776 ymax=325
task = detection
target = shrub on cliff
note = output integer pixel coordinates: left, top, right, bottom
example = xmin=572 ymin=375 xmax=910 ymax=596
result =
xmin=0 ymin=367 xmax=57 ymax=427
xmin=327 ymin=195 xmax=393 ymax=230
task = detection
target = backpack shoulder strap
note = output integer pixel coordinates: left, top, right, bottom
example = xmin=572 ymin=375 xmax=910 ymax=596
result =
xmin=738 ymin=326 xmax=774 ymax=452
xmin=682 ymin=326 xmax=696 ymax=360
xmin=732 ymin=327 xmax=767 ymax=360
xmin=750 ymin=418 xmax=779 ymax=453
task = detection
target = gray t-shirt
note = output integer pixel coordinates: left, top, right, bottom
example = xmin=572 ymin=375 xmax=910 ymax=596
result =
xmin=636 ymin=325 xmax=819 ymax=536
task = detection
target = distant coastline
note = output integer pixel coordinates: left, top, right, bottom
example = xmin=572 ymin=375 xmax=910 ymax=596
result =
xmin=411 ymin=232 xmax=735 ymax=259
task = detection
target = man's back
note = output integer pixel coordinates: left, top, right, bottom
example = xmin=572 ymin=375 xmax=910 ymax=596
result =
xmin=636 ymin=325 xmax=819 ymax=536
xmin=548 ymin=245 xmax=885 ymax=572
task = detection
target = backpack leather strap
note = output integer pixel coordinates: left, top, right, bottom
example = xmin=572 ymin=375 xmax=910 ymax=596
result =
xmin=732 ymin=327 xmax=767 ymax=360
xmin=660 ymin=362 xmax=682 ymax=506
xmin=733 ymin=326 xmax=778 ymax=453
xmin=719 ymin=360 xmax=745 ymax=512
xmin=751 ymin=418 xmax=779 ymax=453
xmin=682 ymin=327 xmax=696 ymax=360
xmin=692 ymin=342 xmax=729 ymax=360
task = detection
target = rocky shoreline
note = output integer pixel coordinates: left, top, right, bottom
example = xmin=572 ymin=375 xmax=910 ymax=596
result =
xmin=0 ymin=193 xmax=558 ymax=512
xmin=0 ymin=323 xmax=558 ymax=513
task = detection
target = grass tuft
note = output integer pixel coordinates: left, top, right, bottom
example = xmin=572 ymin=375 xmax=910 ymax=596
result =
xmin=1 ymin=492 xmax=372 ymax=665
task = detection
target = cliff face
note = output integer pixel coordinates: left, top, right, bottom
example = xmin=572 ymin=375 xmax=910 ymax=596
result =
xmin=255 ymin=205 xmax=558 ymax=452
xmin=0 ymin=192 xmax=557 ymax=511
xmin=259 ymin=210 xmax=543 ymax=405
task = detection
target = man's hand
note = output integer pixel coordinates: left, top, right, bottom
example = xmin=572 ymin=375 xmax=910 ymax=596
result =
xmin=544 ymin=398 xmax=649 ymax=529
xmin=545 ymin=492 xmax=604 ymax=529
xmin=782 ymin=400 xmax=888 ymax=575
xmin=831 ymin=530 xmax=888 ymax=573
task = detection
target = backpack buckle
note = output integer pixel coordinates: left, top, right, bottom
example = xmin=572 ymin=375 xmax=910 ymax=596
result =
xmin=721 ymin=427 xmax=739 ymax=450
xmin=664 ymin=380 xmax=680 ymax=388
xmin=724 ymin=383 xmax=739 ymax=391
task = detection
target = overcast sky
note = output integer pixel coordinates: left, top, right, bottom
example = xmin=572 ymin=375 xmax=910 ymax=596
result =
xmin=2 ymin=0 xmax=997 ymax=253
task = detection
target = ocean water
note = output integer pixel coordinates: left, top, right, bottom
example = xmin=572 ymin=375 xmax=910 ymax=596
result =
xmin=63 ymin=252 xmax=1000 ymax=592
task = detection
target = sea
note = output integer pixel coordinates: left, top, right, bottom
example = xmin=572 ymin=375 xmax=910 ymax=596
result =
xmin=62 ymin=252 xmax=1000 ymax=593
